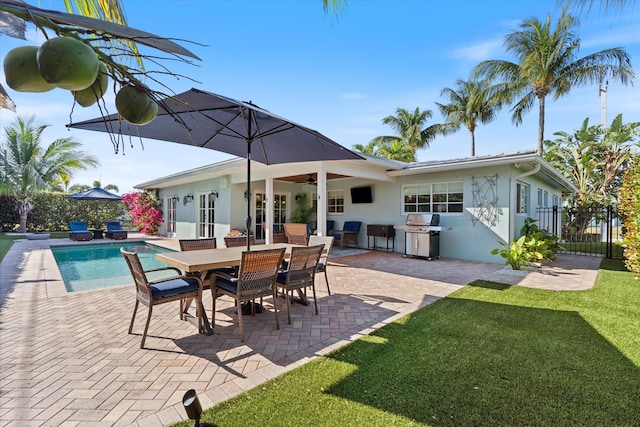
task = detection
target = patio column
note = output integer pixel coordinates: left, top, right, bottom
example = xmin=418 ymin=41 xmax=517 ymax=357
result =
xmin=265 ymin=177 xmax=274 ymax=243
xmin=316 ymin=167 xmax=327 ymax=236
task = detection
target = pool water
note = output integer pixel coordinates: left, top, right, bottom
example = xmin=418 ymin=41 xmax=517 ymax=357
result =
xmin=51 ymin=242 xmax=176 ymax=292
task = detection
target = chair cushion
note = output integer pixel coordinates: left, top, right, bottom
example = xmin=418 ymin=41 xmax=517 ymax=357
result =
xmin=276 ymin=271 xmax=287 ymax=284
xmin=106 ymin=221 xmax=123 ymax=231
xmin=215 ymin=276 xmax=238 ymax=294
xmin=69 ymin=221 xmax=89 ymax=232
xmin=344 ymin=221 xmax=361 ymax=232
xmin=317 ymin=262 xmax=326 ymax=271
xmin=150 ymin=277 xmax=199 ymax=299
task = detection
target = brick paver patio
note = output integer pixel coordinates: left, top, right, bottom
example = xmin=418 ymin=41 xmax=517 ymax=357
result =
xmin=0 ymin=236 xmax=601 ymax=426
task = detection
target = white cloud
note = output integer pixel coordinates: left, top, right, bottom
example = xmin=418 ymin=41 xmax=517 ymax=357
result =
xmin=450 ymin=38 xmax=504 ymax=61
xmin=341 ymin=92 xmax=366 ymax=100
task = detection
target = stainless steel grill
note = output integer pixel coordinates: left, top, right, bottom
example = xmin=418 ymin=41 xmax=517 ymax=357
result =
xmin=394 ymin=214 xmax=443 ymax=260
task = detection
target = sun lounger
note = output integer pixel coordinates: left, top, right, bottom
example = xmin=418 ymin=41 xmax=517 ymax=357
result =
xmin=69 ymin=221 xmax=93 ymax=241
xmin=106 ymin=221 xmax=128 ymax=240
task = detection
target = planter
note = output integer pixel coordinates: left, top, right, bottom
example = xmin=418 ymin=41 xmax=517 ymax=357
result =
xmin=26 ymin=233 xmax=50 ymax=240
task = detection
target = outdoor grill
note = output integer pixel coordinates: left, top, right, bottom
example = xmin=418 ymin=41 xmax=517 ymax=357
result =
xmin=394 ymin=213 xmax=443 ymax=260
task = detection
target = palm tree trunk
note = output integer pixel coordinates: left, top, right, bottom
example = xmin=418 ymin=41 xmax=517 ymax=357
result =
xmin=470 ymin=129 xmax=476 ymax=157
xmin=18 ymin=212 xmax=27 ymax=233
xmin=537 ymin=95 xmax=546 ymax=155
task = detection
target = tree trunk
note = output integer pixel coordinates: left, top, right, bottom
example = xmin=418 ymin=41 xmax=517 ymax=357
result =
xmin=537 ymin=95 xmax=545 ymax=155
xmin=18 ymin=212 xmax=27 ymax=233
xmin=470 ymin=129 xmax=476 ymax=157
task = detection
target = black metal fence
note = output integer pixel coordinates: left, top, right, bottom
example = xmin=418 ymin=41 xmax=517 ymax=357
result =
xmin=535 ymin=206 xmax=623 ymax=259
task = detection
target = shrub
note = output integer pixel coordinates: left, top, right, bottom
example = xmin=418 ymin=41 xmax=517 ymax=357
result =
xmin=619 ymin=160 xmax=640 ymax=278
xmin=122 ymin=191 xmax=162 ymax=235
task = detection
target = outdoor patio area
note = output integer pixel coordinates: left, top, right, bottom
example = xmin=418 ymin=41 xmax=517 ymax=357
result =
xmin=0 ymin=236 xmax=601 ymax=426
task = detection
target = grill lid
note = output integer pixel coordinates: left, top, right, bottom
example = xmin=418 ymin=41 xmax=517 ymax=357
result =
xmin=406 ymin=213 xmax=440 ymax=226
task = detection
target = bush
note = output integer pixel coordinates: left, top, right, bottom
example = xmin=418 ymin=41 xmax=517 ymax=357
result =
xmin=122 ymin=191 xmax=162 ymax=235
xmin=0 ymin=193 xmax=127 ymax=231
xmin=619 ymin=161 xmax=640 ymax=278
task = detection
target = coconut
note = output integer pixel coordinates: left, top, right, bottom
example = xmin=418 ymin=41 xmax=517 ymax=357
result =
xmin=37 ymin=37 xmax=99 ymax=90
xmin=3 ymin=46 xmax=55 ymax=92
xmin=72 ymin=63 xmax=108 ymax=107
xmin=115 ymin=85 xmax=158 ymax=125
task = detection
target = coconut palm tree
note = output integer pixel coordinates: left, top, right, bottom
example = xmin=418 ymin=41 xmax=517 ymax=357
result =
xmin=0 ymin=116 xmax=99 ymax=232
xmin=474 ymin=11 xmax=634 ymax=155
xmin=368 ymin=107 xmax=439 ymax=162
xmin=68 ymin=180 xmax=119 ymax=194
xmin=436 ymin=77 xmax=507 ymax=156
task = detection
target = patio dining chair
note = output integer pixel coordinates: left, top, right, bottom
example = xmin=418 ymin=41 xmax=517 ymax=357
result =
xmin=224 ymin=235 xmax=255 ymax=247
xmin=121 ymin=248 xmax=204 ymax=349
xmin=307 ymin=235 xmax=335 ymax=295
xmin=284 ymin=223 xmax=310 ymax=245
xmin=179 ymin=238 xmax=217 ymax=251
xmin=275 ymin=244 xmax=323 ymax=324
xmin=211 ymin=247 xmax=285 ymax=342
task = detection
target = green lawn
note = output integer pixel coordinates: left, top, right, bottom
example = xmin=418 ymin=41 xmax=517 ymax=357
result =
xmin=173 ymin=259 xmax=640 ymax=427
xmin=0 ymin=232 xmax=68 ymax=262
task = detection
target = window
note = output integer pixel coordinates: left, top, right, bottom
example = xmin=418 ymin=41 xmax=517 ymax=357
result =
xmin=537 ymin=188 xmax=543 ymax=207
xmin=543 ymin=190 xmax=549 ymax=207
xmin=403 ymin=182 xmax=463 ymax=214
xmin=327 ymin=190 xmax=344 ymax=214
xmin=552 ymin=194 xmax=560 ymax=207
xmin=516 ymin=182 xmax=529 ymax=214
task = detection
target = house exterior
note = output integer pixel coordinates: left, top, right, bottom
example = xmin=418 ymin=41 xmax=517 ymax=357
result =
xmin=135 ymin=150 xmax=575 ymax=264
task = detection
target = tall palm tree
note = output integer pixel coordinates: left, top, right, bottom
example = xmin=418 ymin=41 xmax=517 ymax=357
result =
xmin=474 ymin=11 xmax=634 ymax=155
xmin=368 ymin=107 xmax=439 ymax=162
xmin=436 ymin=77 xmax=507 ymax=156
xmin=0 ymin=116 xmax=99 ymax=232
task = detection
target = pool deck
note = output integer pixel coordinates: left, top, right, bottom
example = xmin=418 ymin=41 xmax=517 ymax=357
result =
xmin=0 ymin=234 xmax=601 ymax=426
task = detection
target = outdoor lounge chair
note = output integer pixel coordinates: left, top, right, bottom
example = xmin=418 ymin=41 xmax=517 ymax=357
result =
xmin=121 ymin=248 xmax=204 ymax=349
xmin=275 ymin=244 xmax=323 ymax=324
xmin=211 ymin=247 xmax=285 ymax=342
xmin=308 ymin=235 xmax=334 ymax=295
xmin=106 ymin=221 xmax=128 ymax=240
xmin=68 ymin=221 xmax=93 ymax=241
xmin=332 ymin=221 xmax=362 ymax=248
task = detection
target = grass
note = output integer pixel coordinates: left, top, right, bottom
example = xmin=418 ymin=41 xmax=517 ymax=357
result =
xmin=0 ymin=232 xmax=68 ymax=262
xmin=172 ymin=259 xmax=640 ymax=427
xmin=561 ymin=240 xmax=625 ymax=257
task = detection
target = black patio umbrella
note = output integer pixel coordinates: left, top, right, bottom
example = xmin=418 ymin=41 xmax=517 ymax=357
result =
xmin=68 ymin=88 xmax=363 ymax=249
xmin=65 ymin=187 xmax=123 ymax=228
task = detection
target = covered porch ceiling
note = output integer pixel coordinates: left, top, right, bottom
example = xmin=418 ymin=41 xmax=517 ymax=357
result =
xmin=275 ymin=172 xmax=350 ymax=184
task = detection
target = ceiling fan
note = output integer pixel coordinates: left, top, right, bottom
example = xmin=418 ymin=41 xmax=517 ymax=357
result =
xmin=305 ymin=174 xmax=317 ymax=186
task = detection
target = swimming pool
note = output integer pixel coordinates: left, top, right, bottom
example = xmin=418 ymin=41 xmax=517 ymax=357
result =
xmin=51 ymin=242 xmax=176 ymax=292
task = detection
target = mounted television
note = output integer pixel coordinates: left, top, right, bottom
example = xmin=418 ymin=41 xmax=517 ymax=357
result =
xmin=351 ymin=186 xmax=373 ymax=204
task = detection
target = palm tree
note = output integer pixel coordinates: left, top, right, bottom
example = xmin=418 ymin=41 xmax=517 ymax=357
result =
xmin=374 ymin=139 xmax=416 ymax=163
xmin=474 ymin=11 xmax=634 ymax=155
xmin=0 ymin=116 xmax=99 ymax=232
xmin=368 ymin=107 xmax=439 ymax=162
xmin=68 ymin=180 xmax=119 ymax=194
xmin=436 ymin=77 xmax=507 ymax=156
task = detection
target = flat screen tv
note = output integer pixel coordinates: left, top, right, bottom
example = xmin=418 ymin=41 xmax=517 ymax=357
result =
xmin=351 ymin=186 xmax=373 ymax=204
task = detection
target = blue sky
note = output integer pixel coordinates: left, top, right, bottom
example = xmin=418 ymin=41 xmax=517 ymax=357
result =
xmin=1 ymin=0 xmax=639 ymax=193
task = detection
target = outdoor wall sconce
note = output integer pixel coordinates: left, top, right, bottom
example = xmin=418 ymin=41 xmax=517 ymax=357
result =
xmin=182 ymin=389 xmax=202 ymax=427
xmin=171 ymin=196 xmax=179 ymax=203
xmin=157 ymin=198 xmax=163 ymax=208
xmin=183 ymin=193 xmax=194 ymax=205
xmin=208 ymin=190 xmax=218 ymax=201
xmin=295 ymin=194 xmax=302 ymax=202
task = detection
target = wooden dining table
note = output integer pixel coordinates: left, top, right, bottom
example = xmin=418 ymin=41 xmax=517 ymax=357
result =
xmin=155 ymin=243 xmax=301 ymax=335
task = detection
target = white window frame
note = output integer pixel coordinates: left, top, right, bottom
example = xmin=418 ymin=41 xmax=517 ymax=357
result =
xmin=402 ymin=181 xmax=463 ymax=215
xmin=516 ymin=182 xmax=529 ymax=215
xmin=327 ymin=189 xmax=344 ymax=215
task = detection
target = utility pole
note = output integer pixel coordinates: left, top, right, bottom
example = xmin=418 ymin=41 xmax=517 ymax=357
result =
xmin=599 ymin=80 xmax=608 ymax=129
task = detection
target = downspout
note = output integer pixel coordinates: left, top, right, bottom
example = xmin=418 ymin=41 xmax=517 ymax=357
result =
xmin=509 ymin=163 xmax=540 ymax=242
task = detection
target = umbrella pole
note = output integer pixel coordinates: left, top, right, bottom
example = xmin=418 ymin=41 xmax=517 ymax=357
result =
xmin=245 ymin=134 xmax=253 ymax=251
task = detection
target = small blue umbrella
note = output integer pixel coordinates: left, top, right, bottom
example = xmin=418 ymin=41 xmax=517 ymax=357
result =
xmin=65 ymin=188 xmax=123 ymax=227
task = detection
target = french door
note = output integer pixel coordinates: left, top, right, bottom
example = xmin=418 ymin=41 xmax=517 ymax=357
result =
xmin=197 ymin=192 xmax=215 ymax=238
xmin=254 ymin=192 xmax=287 ymax=240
